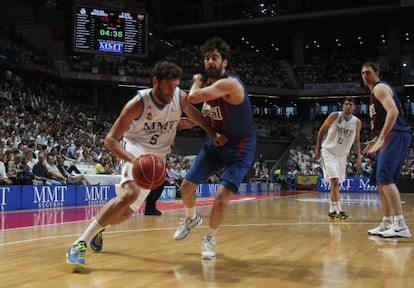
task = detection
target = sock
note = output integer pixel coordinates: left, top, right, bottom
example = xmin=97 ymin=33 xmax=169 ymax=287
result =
xmin=76 ymin=218 xmax=105 ymax=245
xmin=336 ymin=202 xmax=342 ymax=212
xmin=329 ymin=202 xmax=336 ymax=213
xmin=382 ymin=216 xmax=393 ymax=229
xmin=393 ymin=215 xmax=406 ymax=227
xmin=394 ymin=215 xmax=405 ymax=221
xmin=205 ymin=227 xmax=218 ymax=238
xmin=185 ymin=207 xmax=196 ymax=220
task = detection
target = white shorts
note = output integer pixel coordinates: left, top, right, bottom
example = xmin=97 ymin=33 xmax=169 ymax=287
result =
xmin=117 ymin=141 xmax=167 ymax=211
xmin=321 ymin=148 xmax=347 ymax=183
xmin=119 ymin=141 xmax=167 ymax=186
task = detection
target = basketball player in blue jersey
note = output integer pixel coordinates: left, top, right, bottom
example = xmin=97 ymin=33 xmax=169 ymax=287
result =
xmin=173 ymin=37 xmax=257 ymax=260
xmin=362 ymin=61 xmax=411 ymax=238
xmin=66 ymin=61 xmax=228 ymax=270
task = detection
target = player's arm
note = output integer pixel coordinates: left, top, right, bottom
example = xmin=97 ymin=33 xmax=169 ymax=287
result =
xmin=353 ymin=118 xmax=362 ymax=169
xmin=177 ymin=117 xmax=197 ymax=130
xmin=188 ymin=74 xmax=243 ymax=105
xmin=181 ymin=91 xmax=228 ymax=146
xmin=364 ymin=84 xmax=398 ymax=154
xmin=104 ymin=96 xmax=144 ymax=163
xmin=374 ymin=84 xmax=399 ymax=142
xmin=315 ymin=112 xmax=338 ymax=160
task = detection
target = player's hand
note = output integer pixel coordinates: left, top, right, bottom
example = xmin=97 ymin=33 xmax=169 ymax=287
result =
xmin=212 ymin=133 xmax=228 ymax=147
xmin=192 ymin=74 xmax=204 ymax=83
xmin=362 ymin=136 xmax=381 ymax=155
xmin=354 ymin=155 xmax=362 ymax=170
xmin=314 ymin=149 xmax=320 ymax=161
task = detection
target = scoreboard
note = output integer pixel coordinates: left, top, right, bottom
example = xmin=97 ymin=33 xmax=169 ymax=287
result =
xmin=73 ymin=6 xmax=148 ymax=57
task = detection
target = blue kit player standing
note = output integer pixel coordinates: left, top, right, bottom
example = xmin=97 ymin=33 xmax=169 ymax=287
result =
xmin=362 ymin=61 xmax=411 ymax=238
xmin=173 ymin=37 xmax=257 ymax=259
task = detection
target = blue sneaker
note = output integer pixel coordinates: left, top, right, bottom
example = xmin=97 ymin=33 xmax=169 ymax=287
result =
xmin=66 ymin=241 xmax=87 ymax=268
xmin=90 ymin=230 xmax=104 ymax=252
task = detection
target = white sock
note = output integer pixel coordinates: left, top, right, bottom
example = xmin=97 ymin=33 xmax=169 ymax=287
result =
xmin=77 ymin=218 xmax=105 ymax=245
xmin=329 ymin=202 xmax=336 ymax=213
xmin=336 ymin=202 xmax=342 ymax=212
xmin=394 ymin=215 xmax=405 ymax=221
xmin=393 ymin=215 xmax=406 ymax=227
xmin=185 ymin=207 xmax=196 ymax=220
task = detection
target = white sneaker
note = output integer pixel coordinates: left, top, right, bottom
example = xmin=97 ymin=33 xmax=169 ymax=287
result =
xmin=379 ymin=223 xmax=412 ymax=238
xmin=201 ymin=236 xmax=216 ymax=260
xmin=367 ymin=221 xmax=390 ymax=235
xmin=173 ymin=214 xmax=202 ymax=240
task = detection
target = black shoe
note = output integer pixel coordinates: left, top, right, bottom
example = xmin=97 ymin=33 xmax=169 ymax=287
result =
xmin=328 ymin=211 xmax=337 ymax=221
xmin=336 ymin=211 xmax=351 ymax=221
xmin=144 ymin=209 xmax=162 ymax=216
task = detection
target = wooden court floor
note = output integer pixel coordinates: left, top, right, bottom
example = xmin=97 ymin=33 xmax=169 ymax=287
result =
xmin=1 ymin=191 xmax=413 ymax=288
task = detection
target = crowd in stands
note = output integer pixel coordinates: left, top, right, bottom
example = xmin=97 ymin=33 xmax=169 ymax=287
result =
xmin=0 ymin=16 xmax=413 ymax=188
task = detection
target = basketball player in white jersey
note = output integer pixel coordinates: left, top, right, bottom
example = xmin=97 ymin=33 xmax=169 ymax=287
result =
xmin=315 ymin=97 xmax=362 ymax=221
xmin=66 ymin=61 xmax=227 ymax=269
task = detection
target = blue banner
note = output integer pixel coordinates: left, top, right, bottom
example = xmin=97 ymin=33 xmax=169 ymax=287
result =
xmin=76 ymin=185 xmax=116 ymax=206
xmin=0 ymin=182 xmax=274 ymax=212
xmin=21 ymin=185 xmax=77 ymax=209
xmin=317 ymin=176 xmax=377 ymax=192
xmin=159 ymin=186 xmax=176 ymax=200
xmin=0 ymin=186 xmax=21 ymax=211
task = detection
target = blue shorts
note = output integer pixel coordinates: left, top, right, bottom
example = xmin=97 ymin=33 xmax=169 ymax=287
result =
xmin=371 ymin=131 xmax=411 ymax=185
xmin=185 ymin=137 xmax=256 ymax=192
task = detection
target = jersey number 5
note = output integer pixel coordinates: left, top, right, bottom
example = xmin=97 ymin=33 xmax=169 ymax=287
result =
xmin=149 ymin=134 xmax=160 ymax=145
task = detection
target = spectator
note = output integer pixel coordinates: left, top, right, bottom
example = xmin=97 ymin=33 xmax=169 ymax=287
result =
xmin=45 ymin=155 xmax=67 ymax=184
xmin=94 ymin=154 xmax=115 ymax=174
xmin=32 ymin=153 xmax=62 ymax=185
xmin=0 ymin=151 xmax=13 ymax=185
xmin=56 ymin=156 xmax=90 ymax=185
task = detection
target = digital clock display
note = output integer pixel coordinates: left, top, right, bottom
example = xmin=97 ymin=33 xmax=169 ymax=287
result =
xmin=73 ymin=6 xmax=148 ymax=57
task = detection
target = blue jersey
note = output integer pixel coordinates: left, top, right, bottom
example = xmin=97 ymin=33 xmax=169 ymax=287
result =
xmin=201 ymin=72 xmax=256 ymax=144
xmin=186 ymin=72 xmax=257 ymax=192
xmin=368 ymin=81 xmax=411 ymax=185
xmin=369 ymin=80 xmax=409 ymax=137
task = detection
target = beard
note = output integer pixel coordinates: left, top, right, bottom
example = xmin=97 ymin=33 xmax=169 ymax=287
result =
xmin=158 ymin=94 xmax=171 ymax=105
xmin=206 ymin=67 xmax=223 ymax=79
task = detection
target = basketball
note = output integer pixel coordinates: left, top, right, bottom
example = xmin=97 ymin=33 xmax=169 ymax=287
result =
xmin=132 ymin=154 xmax=166 ymax=189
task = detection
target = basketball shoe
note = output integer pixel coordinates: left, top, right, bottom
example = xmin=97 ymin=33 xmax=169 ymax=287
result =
xmin=173 ymin=214 xmax=202 ymax=240
xmin=379 ymin=222 xmax=411 ymax=238
xmin=66 ymin=241 xmax=87 ymax=268
xmin=328 ymin=211 xmax=337 ymax=221
xmin=90 ymin=230 xmax=104 ymax=252
xmin=201 ymin=236 xmax=216 ymax=260
xmin=336 ymin=211 xmax=351 ymax=221
xmin=368 ymin=220 xmax=391 ymax=235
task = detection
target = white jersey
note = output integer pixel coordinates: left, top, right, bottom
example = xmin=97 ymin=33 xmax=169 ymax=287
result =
xmin=321 ymin=112 xmax=358 ymax=156
xmin=123 ymin=88 xmax=183 ymax=159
